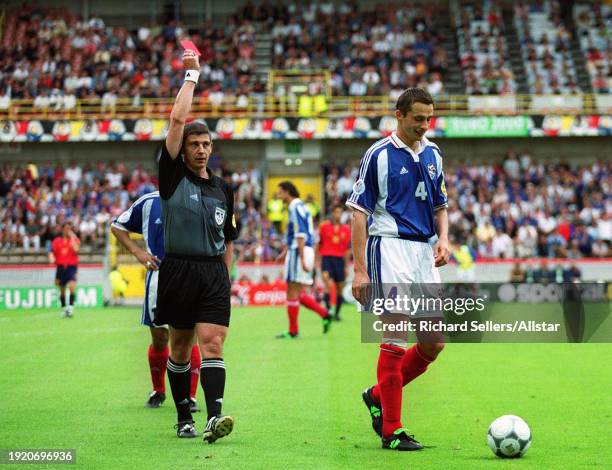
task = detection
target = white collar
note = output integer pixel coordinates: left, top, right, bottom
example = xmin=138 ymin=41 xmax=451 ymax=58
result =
xmin=390 ymin=132 xmax=429 ymax=153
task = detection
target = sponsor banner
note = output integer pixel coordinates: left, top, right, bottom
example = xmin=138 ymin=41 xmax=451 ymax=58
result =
xmin=1 ymin=116 xmax=610 ymax=142
xmin=248 ymin=285 xmax=287 ymax=306
xmin=232 ymin=282 xmax=287 ymax=306
xmin=0 ymin=285 xmax=103 ymax=310
xmin=436 ymin=116 xmax=531 ymax=137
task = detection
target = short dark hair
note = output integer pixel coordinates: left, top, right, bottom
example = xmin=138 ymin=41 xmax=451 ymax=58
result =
xmin=395 ymin=88 xmax=434 ymax=115
xmin=278 ymin=181 xmax=299 ymax=198
xmin=181 ymin=121 xmax=211 ymax=152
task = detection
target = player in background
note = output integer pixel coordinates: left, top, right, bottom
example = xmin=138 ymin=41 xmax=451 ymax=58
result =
xmin=108 ymin=266 xmax=128 ymax=305
xmin=347 ymin=88 xmax=450 ymax=451
xmin=111 ymin=191 xmax=201 ymax=412
xmin=49 ymin=222 xmax=80 ymax=318
xmin=317 ymin=205 xmax=351 ymax=321
xmin=452 ymin=242 xmax=477 ymax=282
xmin=276 ymin=181 xmax=332 ymax=338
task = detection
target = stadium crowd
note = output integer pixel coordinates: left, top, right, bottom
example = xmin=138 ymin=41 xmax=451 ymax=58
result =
xmin=444 ymin=153 xmax=611 ymax=259
xmin=267 ymin=1 xmax=447 ymax=98
xmin=1 ymin=152 xmax=608 ymax=262
xmin=574 ymin=2 xmax=611 ymax=94
xmin=457 ymin=0 xmax=517 ymax=95
xmin=0 ymin=2 xmax=450 ymax=109
xmin=324 ymin=154 xmax=611 ymax=260
xmin=0 ymin=4 xmax=257 ymax=109
xmin=515 ymin=0 xmax=580 ymax=95
xmin=1 ymin=1 xmax=609 ymax=108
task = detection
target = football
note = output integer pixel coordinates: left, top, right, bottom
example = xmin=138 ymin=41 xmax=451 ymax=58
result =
xmin=487 ymin=415 xmax=532 ymax=458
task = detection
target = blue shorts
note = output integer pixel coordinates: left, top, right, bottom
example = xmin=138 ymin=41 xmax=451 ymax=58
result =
xmin=321 ymin=256 xmax=345 ymax=283
xmin=142 ymin=269 xmax=165 ymax=328
xmin=55 ymin=265 xmax=77 ymax=285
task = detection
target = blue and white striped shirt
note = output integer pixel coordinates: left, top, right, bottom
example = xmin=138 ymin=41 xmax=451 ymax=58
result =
xmin=346 ymin=133 xmax=448 ymax=240
xmin=286 ymin=198 xmax=315 ymax=249
xmin=111 ymin=191 xmax=165 ymax=260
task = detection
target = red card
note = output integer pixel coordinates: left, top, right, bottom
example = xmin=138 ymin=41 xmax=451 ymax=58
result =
xmin=180 ymin=39 xmax=201 ymax=56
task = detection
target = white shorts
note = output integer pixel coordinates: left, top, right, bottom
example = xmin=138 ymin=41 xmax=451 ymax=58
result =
xmin=366 ymin=236 xmax=442 ymax=316
xmin=141 ymin=269 xmax=168 ymax=329
xmin=285 ymin=246 xmax=315 ymax=285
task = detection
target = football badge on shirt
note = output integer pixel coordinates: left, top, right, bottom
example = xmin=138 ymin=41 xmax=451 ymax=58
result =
xmin=215 ymin=207 xmax=226 ymax=226
xmin=427 ymin=163 xmax=436 ymax=180
xmin=352 ymin=179 xmax=365 ymax=195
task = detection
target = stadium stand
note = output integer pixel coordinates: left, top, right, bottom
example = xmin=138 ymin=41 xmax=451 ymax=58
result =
xmin=574 ymin=2 xmax=611 ymax=94
xmin=0 ymin=4 xmax=256 ymax=109
xmin=1 ymin=155 xmax=609 ymax=262
xmin=0 ymin=159 xmax=264 ymax=260
xmin=0 ymin=1 xmax=609 ymax=266
xmin=267 ymin=2 xmax=448 ymax=98
xmin=514 ymin=0 xmax=578 ymax=95
xmin=326 ymin=155 xmax=611 ymax=260
xmin=456 ymin=0 xmax=517 ymax=95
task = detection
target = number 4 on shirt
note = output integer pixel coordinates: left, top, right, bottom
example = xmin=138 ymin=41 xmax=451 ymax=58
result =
xmin=415 ymin=181 xmax=428 ymax=201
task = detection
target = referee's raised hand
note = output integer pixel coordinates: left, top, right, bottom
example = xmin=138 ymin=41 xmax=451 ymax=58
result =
xmin=182 ymin=49 xmax=199 ymax=71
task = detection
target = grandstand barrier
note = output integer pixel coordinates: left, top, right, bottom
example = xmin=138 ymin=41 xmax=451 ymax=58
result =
xmin=468 ymin=96 xmax=518 ymax=114
xmin=1 ymin=94 xmax=611 ymax=121
xmin=595 ymin=95 xmax=612 ymax=114
xmin=530 ymin=95 xmax=584 ymax=114
xmin=1 ymin=114 xmax=610 ymax=142
xmin=0 ymin=260 xmax=609 ymax=308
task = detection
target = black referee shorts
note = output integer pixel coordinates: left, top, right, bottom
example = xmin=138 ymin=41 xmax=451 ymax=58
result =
xmin=155 ymin=254 xmax=231 ymax=329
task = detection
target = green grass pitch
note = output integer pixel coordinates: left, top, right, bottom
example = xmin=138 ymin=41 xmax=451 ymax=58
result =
xmin=0 ymin=305 xmax=611 ymax=469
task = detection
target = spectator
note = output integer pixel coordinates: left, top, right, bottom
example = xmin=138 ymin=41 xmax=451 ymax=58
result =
xmin=492 ymin=227 xmax=514 ymax=258
xmin=563 ymin=263 xmax=582 ymax=282
xmin=509 ymin=262 xmax=526 ymax=283
xmin=534 ymin=260 xmax=554 ymax=284
xmin=591 ymin=239 xmax=610 ymax=257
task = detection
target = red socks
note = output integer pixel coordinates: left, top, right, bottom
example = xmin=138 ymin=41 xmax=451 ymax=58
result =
xmin=298 ymin=292 xmax=328 ymax=318
xmin=287 ymin=299 xmax=300 ymax=336
xmin=189 ymin=344 xmax=201 ymax=400
xmin=287 ymin=292 xmax=329 ymax=335
xmin=377 ymin=343 xmax=405 ymax=437
xmin=148 ymin=343 xmax=201 ymax=398
xmin=329 ymin=283 xmax=337 ymax=308
xmin=148 ymin=344 xmax=169 ymax=393
xmin=401 ymin=344 xmax=434 ymax=384
xmin=372 ymin=344 xmax=435 ymax=403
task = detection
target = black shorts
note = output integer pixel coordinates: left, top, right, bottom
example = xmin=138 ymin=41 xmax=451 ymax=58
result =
xmin=155 ymin=254 xmax=231 ymax=329
xmin=55 ymin=265 xmax=78 ymax=285
xmin=321 ymin=256 xmax=345 ymax=283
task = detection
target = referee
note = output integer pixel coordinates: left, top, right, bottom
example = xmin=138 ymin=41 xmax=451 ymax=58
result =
xmin=157 ymin=49 xmax=238 ymax=443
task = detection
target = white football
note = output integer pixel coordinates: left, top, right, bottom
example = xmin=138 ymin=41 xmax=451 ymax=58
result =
xmin=487 ymin=415 xmax=532 ymax=458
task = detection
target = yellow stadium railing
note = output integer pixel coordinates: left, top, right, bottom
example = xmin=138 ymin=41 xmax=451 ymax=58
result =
xmin=0 ymin=94 xmax=607 ymax=120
